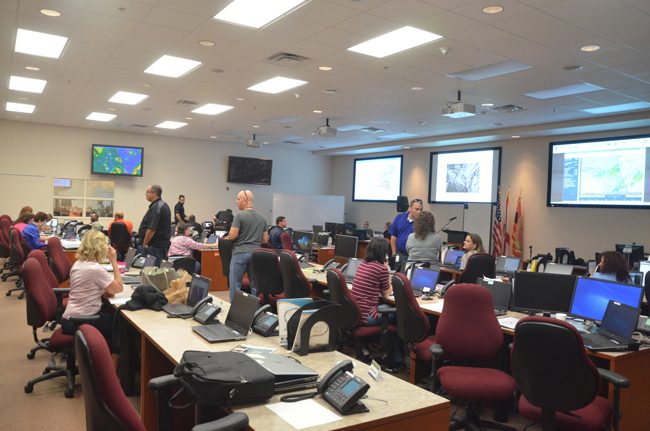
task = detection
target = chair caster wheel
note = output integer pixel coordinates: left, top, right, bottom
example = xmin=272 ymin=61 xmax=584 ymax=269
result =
xmin=64 ymin=388 xmax=74 ymax=398
xmin=27 ymin=352 xmax=35 ymax=360
xmin=24 ymin=384 xmax=33 ymax=393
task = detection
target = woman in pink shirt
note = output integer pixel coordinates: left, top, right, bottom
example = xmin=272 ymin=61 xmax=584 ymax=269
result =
xmin=168 ymin=222 xmax=218 ymax=273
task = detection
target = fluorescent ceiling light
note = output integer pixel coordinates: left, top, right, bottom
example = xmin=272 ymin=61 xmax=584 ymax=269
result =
xmin=191 ymin=103 xmax=234 ymax=115
xmin=6 ymin=102 xmax=35 ymax=113
xmin=347 ymin=26 xmax=443 ymax=58
xmin=156 ymin=121 xmax=187 ymax=129
xmin=9 ymin=75 xmax=47 ymax=93
xmin=582 ymin=102 xmax=650 ymax=115
xmin=144 ymin=55 xmax=202 ymax=78
xmin=214 ymin=0 xmax=307 ymax=29
xmin=248 ymin=76 xmax=307 ymax=94
xmin=86 ymin=112 xmax=116 ymax=122
xmin=447 ymin=60 xmax=532 ymax=81
xmin=109 ymin=91 xmax=149 ymax=105
xmin=380 ymin=132 xmax=418 ymax=140
xmin=525 ymin=83 xmax=603 ymax=99
xmin=15 ymin=28 xmax=68 ymax=59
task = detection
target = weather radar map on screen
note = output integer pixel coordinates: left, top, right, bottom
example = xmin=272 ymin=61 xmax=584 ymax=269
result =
xmin=92 ymin=145 xmax=143 ymax=176
xmin=353 ymin=156 xmax=402 ymax=201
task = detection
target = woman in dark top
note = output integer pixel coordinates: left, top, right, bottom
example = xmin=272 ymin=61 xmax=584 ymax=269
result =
xmin=592 ymin=251 xmax=632 ymax=284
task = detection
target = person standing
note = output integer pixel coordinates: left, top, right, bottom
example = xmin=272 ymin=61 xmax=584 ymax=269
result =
xmin=137 ymin=184 xmax=171 ymax=266
xmin=389 ymin=198 xmax=423 ymax=269
xmin=174 ymin=194 xmax=188 ymax=223
xmin=226 ymin=190 xmax=268 ymax=302
xmin=268 ymin=216 xmax=287 ymax=249
xmin=405 ymin=211 xmax=442 ymax=268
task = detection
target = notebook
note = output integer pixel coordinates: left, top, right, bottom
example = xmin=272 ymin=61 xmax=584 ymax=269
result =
xmin=410 ymin=267 xmax=440 ymax=297
xmin=478 ymin=278 xmax=512 ymax=316
xmin=582 ymin=301 xmax=640 ymax=351
xmin=192 ymin=291 xmax=260 ymax=343
xmin=162 ymin=274 xmax=210 ymax=316
xmin=249 ymin=353 xmax=318 ymax=384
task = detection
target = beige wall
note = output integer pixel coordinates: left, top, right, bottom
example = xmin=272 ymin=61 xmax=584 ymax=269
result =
xmin=330 ymin=128 xmax=650 ymax=261
xmin=0 ymin=120 xmax=331 ymax=226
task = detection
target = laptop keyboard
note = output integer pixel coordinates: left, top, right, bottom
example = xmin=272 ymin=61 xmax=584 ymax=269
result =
xmin=203 ymin=323 xmax=241 ymax=338
xmin=123 ymin=276 xmax=141 ymax=285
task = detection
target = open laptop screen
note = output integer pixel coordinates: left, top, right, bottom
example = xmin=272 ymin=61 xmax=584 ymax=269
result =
xmin=411 ymin=267 xmax=440 ymax=290
xmin=444 ymin=249 xmax=464 ymax=266
xmin=187 ymin=274 xmax=210 ymax=307
xmin=600 ymin=301 xmax=639 ymax=340
xmin=226 ymin=291 xmax=260 ymax=334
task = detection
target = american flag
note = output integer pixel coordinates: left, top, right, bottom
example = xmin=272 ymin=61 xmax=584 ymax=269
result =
xmin=511 ymin=190 xmax=523 ymax=257
xmin=492 ymin=187 xmax=503 ymax=256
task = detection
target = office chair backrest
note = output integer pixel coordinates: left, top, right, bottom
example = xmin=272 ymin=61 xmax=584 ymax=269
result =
xmin=280 ymin=232 xmax=293 ymax=251
xmin=326 ymin=268 xmax=360 ymax=328
xmin=109 ymin=222 xmax=132 ymax=253
xmin=0 ymin=217 xmax=11 ymax=258
xmin=77 ymin=224 xmax=92 ymax=238
xmin=171 ymin=256 xmax=196 ymax=275
xmin=23 ymin=258 xmax=58 ymax=328
xmin=9 ymin=227 xmax=28 ymax=265
xmin=436 ymin=283 xmax=503 ymax=361
xmin=47 ymin=236 xmax=73 ymax=283
xmin=218 ymin=237 xmax=233 ymax=282
xmin=459 ymin=253 xmax=496 ymax=283
xmin=76 ymin=325 xmax=145 ymax=431
xmin=555 ymin=247 xmax=576 ymax=265
xmin=251 ymin=249 xmax=283 ymax=300
xmin=27 ymin=249 xmax=59 ymax=289
xmin=278 ymin=250 xmax=310 ymax=298
xmin=391 ymin=273 xmax=431 ymax=344
xmin=512 ymin=316 xmax=599 ymax=413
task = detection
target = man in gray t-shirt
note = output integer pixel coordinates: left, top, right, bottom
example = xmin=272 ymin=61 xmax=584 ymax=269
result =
xmin=226 ymin=190 xmax=268 ymax=302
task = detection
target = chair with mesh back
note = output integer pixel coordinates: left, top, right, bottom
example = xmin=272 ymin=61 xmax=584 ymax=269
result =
xmin=251 ymin=248 xmax=284 ymax=309
xmin=278 ymin=250 xmax=311 ymax=298
xmin=217 ymin=237 xmax=250 ymax=293
xmin=109 ymin=222 xmax=132 ymax=261
xmin=47 ymin=236 xmax=73 ymax=284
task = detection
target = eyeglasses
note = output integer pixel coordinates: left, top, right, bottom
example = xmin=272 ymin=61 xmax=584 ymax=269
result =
xmin=411 ymin=199 xmax=423 ymax=205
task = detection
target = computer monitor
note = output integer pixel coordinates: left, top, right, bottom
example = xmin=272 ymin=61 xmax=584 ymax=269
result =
xmin=187 ymin=274 xmax=211 ymax=307
xmin=312 ymin=225 xmax=323 ymax=235
xmin=615 ymin=243 xmax=645 ymax=268
xmin=629 ymin=271 xmax=643 ymax=286
xmin=569 ymin=277 xmax=643 ymax=322
xmin=46 ymin=218 xmax=58 ymax=231
xmin=544 ymin=262 xmax=574 ymax=275
xmin=496 ymin=256 xmax=520 ymax=274
xmin=292 ymin=230 xmax=313 ymax=255
xmin=324 ymin=222 xmax=337 ymax=234
xmin=512 ymin=272 xmax=577 ymax=314
xmin=334 ymin=234 xmax=358 ymax=259
xmin=639 ymin=261 xmax=650 ymax=285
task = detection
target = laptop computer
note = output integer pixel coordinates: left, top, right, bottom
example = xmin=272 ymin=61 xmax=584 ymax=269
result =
xmin=441 ymin=249 xmax=464 ymax=269
xmin=410 ymin=267 xmax=440 ymax=297
xmin=192 ymin=291 xmax=260 ymax=343
xmin=162 ymin=274 xmax=211 ymax=316
xmin=123 ymin=255 xmax=156 ymax=284
xmin=249 ymin=353 xmax=318 ymax=385
xmin=582 ymin=300 xmax=640 ymax=351
xmin=478 ymin=278 xmax=512 ymax=316
xmin=160 ymin=261 xmax=175 ymax=270
xmin=343 ymin=258 xmax=361 ymax=282
xmin=545 ymin=262 xmax=574 ymax=275
xmin=495 ymin=256 xmax=520 ymax=276
xmin=123 ymin=248 xmax=137 ymax=270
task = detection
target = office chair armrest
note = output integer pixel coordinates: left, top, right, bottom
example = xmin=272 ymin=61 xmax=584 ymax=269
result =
xmin=377 ymin=304 xmax=396 ymax=314
xmin=191 ymin=412 xmax=249 ymax=431
xmin=148 ymin=374 xmax=178 ymax=390
xmin=67 ymin=314 xmax=101 ymax=323
xmin=598 ymin=368 xmax=630 ymax=388
xmin=429 ymin=344 xmax=445 ymax=393
xmin=430 ymin=343 xmax=445 ymax=358
xmin=52 ymin=287 xmax=70 ymax=296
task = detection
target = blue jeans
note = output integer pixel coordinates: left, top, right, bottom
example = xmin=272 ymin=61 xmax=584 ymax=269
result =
xmin=229 ymin=252 xmax=256 ymax=302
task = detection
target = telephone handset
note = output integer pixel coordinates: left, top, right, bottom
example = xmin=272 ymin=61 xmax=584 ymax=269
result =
xmin=439 ymin=280 xmax=455 ymax=297
xmin=323 ymin=259 xmax=340 ymax=270
xmin=319 ymin=360 xmax=370 ymax=414
xmin=192 ymin=297 xmax=221 ymax=325
xmin=252 ymin=304 xmax=279 ymax=337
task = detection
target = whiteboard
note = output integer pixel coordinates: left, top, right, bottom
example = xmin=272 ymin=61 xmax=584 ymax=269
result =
xmin=272 ymin=193 xmax=345 ymax=231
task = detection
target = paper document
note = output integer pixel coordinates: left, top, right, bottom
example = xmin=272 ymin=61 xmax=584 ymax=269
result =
xmin=266 ymin=399 xmax=341 ymax=429
xmin=498 ymin=316 xmax=520 ymax=330
xmin=108 ymin=296 xmax=130 ymax=305
xmin=60 ymin=239 xmax=81 ymax=249
xmin=231 ymin=344 xmax=276 ymax=355
xmin=420 ymin=302 xmax=444 ymax=313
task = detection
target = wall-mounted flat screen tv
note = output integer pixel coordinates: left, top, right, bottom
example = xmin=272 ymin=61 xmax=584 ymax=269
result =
xmin=227 ymin=156 xmax=272 ymax=185
xmin=92 ymin=144 xmax=143 ymax=177
xmin=547 ymin=134 xmax=650 ymax=208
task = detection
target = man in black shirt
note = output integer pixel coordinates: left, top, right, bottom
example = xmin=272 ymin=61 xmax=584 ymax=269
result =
xmin=174 ymin=194 xmax=188 ymax=223
xmin=138 ymin=184 xmax=171 ymax=266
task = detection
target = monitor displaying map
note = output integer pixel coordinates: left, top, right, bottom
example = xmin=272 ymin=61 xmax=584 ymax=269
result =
xmin=92 ymin=144 xmax=143 ymax=177
xmin=547 ymin=134 xmax=650 ymax=208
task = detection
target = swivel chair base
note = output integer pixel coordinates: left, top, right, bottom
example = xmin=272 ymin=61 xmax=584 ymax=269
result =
xmin=24 ymin=352 xmax=77 ymax=398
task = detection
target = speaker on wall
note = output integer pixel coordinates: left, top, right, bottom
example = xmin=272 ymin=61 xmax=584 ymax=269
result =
xmin=396 ymin=196 xmax=409 ymax=212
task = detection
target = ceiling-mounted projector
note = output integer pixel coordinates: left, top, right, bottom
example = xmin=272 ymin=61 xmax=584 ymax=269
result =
xmin=316 ymin=118 xmax=337 ymax=137
xmin=441 ymin=90 xmax=476 ymax=119
xmin=246 ymin=133 xmax=260 ymax=148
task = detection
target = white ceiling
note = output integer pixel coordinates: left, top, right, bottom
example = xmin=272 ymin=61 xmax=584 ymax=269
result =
xmin=1 ymin=0 xmax=650 ymax=155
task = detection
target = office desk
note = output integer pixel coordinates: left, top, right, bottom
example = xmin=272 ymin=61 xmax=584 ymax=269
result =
xmin=116 ymin=292 xmax=450 ymax=431
xmin=63 ymin=249 xmax=77 ymax=264
xmin=198 ymin=249 xmax=228 ymax=291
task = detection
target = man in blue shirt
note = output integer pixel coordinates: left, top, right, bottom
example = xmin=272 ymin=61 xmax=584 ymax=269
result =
xmin=22 ymin=212 xmax=48 ymax=250
xmin=389 ymin=198 xmax=423 ymax=269
xmin=268 ymin=216 xmax=287 ymax=249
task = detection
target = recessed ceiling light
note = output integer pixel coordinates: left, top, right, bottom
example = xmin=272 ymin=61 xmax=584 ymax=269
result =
xmin=403 ymin=146 xmax=411 ymax=149
xmin=86 ymin=112 xmax=116 ymax=122
xmin=108 ymin=91 xmax=149 ymax=105
xmin=191 ymin=103 xmax=234 ymax=116
xmin=210 ymin=135 xmax=217 ymax=139
xmin=318 ymin=66 xmax=333 ymax=71
xmin=247 ymin=76 xmax=308 ymax=94
xmin=185 ymin=117 xmax=193 ymax=120
xmin=252 ymin=125 xmax=260 ymax=128
xmin=214 ymin=0 xmax=308 ymax=29
xmin=482 ymin=5 xmax=504 ymax=14
xmin=9 ymin=75 xmax=47 ymax=93
xmin=25 ymin=66 xmax=40 ymax=71
xmin=199 ymin=40 xmax=216 ymax=47
xmin=107 ymin=107 xmax=116 ymax=111
xmin=580 ymin=45 xmax=600 ymax=52
xmin=582 ymin=101 xmax=650 ymax=114
xmin=313 ymin=109 xmax=323 ymax=113
xmin=262 ymin=141 xmax=269 ymax=144
xmin=347 ymin=26 xmax=443 ymax=58
xmin=15 ymin=28 xmax=68 ymax=59
xmin=525 ymin=83 xmax=603 ymax=99
xmin=40 ymin=9 xmax=61 ymax=17
xmin=411 ymin=86 xmax=423 ymax=91
xmin=235 ymin=97 xmax=245 ymax=101
xmin=6 ymin=102 xmax=35 ymax=113
xmin=511 ymin=135 xmax=520 ymax=139
xmin=482 ymin=103 xmax=494 ymax=107
xmin=144 ymin=55 xmax=202 ymax=78
xmin=156 ymin=121 xmax=187 ymax=129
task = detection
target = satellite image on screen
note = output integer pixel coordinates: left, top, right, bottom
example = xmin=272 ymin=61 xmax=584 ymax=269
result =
xmin=93 ymin=146 xmax=142 ymax=176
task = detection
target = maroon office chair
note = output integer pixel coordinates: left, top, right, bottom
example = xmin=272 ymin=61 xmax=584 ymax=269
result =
xmin=391 ymin=273 xmax=438 ymax=384
xmin=278 ymin=250 xmax=311 ymax=298
xmin=28 ymin=249 xmax=59 ymax=289
xmin=280 ymin=232 xmax=293 ymax=250
xmin=458 ymin=253 xmax=496 ymax=284
xmin=432 ymin=283 xmax=517 ymax=431
xmin=6 ymin=227 xmax=30 ymax=297
xmin=47 ymin=236 xmax=73 ymax=284
xmin=76 ymin=325 xmax=249 ymax=431
xmin=512 ymin=316 xmax=629 ymax=431
xmin=251 ymin=248 xmax=284 ymax=309
xmin=0 ymin=216 xmax=15 ymax=277
xmin=109 ymin=221 xmax=132 ymax=260
xmin=171 ymin=256 xmax=197 ymax=275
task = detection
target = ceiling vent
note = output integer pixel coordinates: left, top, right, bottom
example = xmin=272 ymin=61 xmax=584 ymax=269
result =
xmin=360 ymin=127 xmax=385 ymax=133
xmin=176 ymin=99 xmax=198 ymax=106
xmin=491 ymin=104 xmax=527 ymax=113
xmin=129 ymin=123 xmax=148 ymax=128
xmin=266 ymin=52 xmax=310 ymax=68
xmin=284 ymin=140 xmax=303 ymax=145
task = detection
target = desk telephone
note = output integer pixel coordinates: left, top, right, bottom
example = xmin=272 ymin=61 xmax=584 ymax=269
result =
xmin=638 ymin=315 xmax=650 ymax=334
xmin=191 ymin=297 xmax=222 ymax=325
xmin=322 ymin=259 xmax=341 ymax=270
xmin=252 ymin=304 xmax=279 ymax=337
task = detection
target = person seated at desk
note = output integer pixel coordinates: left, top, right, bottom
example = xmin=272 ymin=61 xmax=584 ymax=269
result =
xmin=591 ymin=251 xmax=633 ymax=284
xmin=361 ymin=220 xmax=374 ymax=237
xmin=21 ymin=211 xmax=48 ymax=250
xmin=460 ymin=233 xmax=485 ymax=270
xmin=405 ymin=211 xmax=442 ymax=269
xmin=268 ymin=216 xmax=287 ymax=249
xmin=187 ymin=215 xmax=203 ymax=237
xmin=168 ymin=222 xmax=218 ymax=273
xmin=89 ymin=211 xmax=103 ymax=231
xmin=350 ymin=237 xmax=403 ymax=370
xmin=61 ymin=230 xmax=123 ymax=367
xmin=108 ymin=211 xmax=133 ymax=235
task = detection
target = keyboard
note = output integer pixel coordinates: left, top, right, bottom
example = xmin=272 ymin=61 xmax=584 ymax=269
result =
xmin=123 ymin=276 xmax=141 ymax=285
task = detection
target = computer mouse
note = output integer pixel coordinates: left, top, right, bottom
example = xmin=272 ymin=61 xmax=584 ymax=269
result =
xmin=421 ymin=294 xmax=433 ymax=300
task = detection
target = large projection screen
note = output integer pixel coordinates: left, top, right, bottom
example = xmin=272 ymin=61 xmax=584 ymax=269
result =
xmin=547 ymin=134 xmax=650 ymax=208
xmin=428 ymin=147 xmax=501 ymax=204
xmin=353 ymin=155 xmax=403 ymax=202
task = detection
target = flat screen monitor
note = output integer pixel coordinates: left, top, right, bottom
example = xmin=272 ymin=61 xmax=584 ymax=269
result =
xmin=353 ymin=155 xmax=403 ymax=202
xmin=629 ymin=271 xmax=643 ymax=286
xmin=615 ymin=243 xmax=645 ymax=268
xmin=544 ymin=263 xmax=574 ymax=275
xmin=46 ymin=218 xmax=58 ymax=230
xmin=292 ymin=230 xmax=313 ymax=255
xmin=312 ymin=225 xmax=323 ymax=235
xmin=569 ymin=277 xmax=643 ymax=322
xmin=512 ymin=272 xmax=577 ymax=314
xmin=324 ymin=222 xmax=337 ymax=233
xmin=639 ymin=261 xmax=650 ymax=285
xmin=496 ymin=256 xmax=520 ymax=274
xmin=92 ymin=144 xmax=143 ymax=176
xmin=227 ymin=156 xmax=272 ymax=185
xmin=334 ymin=234 xmax=358 ymax=259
